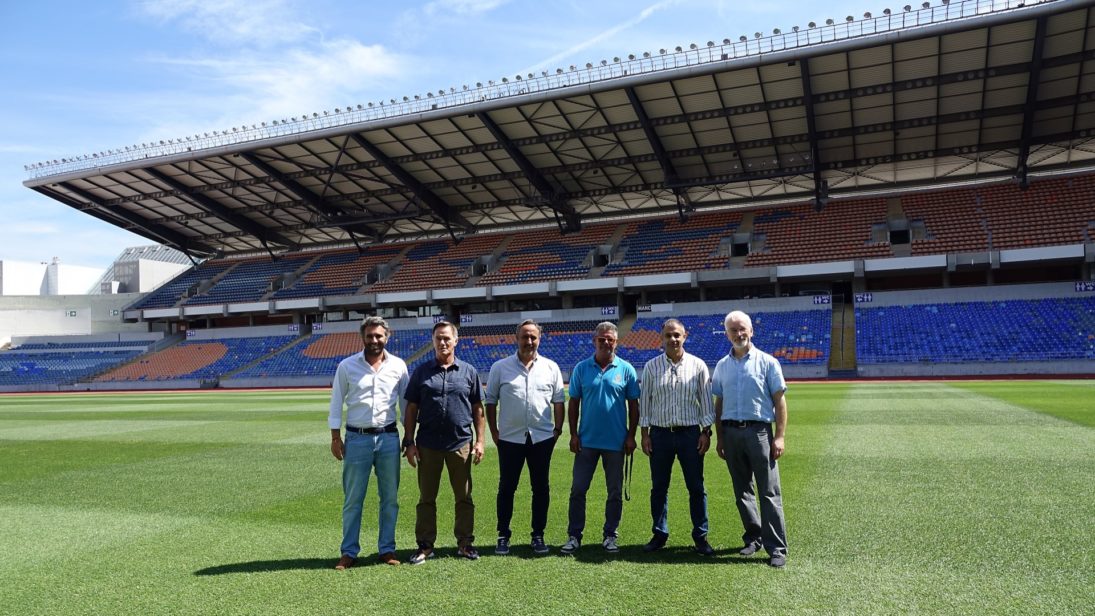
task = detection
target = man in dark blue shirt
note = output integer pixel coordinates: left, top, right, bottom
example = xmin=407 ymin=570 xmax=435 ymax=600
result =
xmin=403 ymin=321 xmax=486 ymax=564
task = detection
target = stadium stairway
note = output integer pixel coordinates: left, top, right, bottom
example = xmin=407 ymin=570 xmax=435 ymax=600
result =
xmin=827 ymin=301 xmax=858 ymax=377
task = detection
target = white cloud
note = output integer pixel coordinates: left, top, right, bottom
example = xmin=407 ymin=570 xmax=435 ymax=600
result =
xmin=519 ymin=0 xmax=682 ymax=75
xmin=136 ymin=0 xmax=315 ymax=46
xmin=423 ymin=0 xmax=510 ymax=17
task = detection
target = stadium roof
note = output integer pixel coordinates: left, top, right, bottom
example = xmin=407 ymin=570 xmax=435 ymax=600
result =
xmin=23 ymin=0 xmax=1095 ymax=260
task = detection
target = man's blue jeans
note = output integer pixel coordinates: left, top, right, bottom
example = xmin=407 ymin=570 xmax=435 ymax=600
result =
xmin=648 ymin=426 xmax=709 ymax=541
xmin=567 ymin=447 xmax=624 ymax=541
xmin=341 ymin=430 xmax=401 ymax=558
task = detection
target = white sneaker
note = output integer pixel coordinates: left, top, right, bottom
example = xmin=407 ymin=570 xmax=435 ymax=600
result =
xmin=560 ymin=536 xmax=580 ymax=555
xmin=602 ymin=536 xmax=619 ymax=553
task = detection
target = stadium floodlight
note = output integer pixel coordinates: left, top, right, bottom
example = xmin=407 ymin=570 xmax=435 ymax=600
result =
xmin=864 ymin=12 xmax=871 ymax=18
xmin=904 ymin=4 xmax=912 ymax=10
xmin=809 ymin=21 xmax=816 ymax=27
xmin=689 ymin=43 xmax=698 ymax=49
xmin=883 ymin=8 xmax=892 ymax=15
xmin=922 ymin=2 xmax=929 ymax=8
xmin=826 ymin=18 xmax=835 ymax=25
xmin=674 ymin=46 xmax=682 ymax=52
xmin=585 ymin=62 xmax=593 ymax=68
xmin=600 ymin=59 xmax=607 ymax=66
xmin=846 ymin=16 xmax=854 ymax=22
xmin=403 ymin=96 xmax=409 ymax=102
xmin=739 ymin=35 xmax=747 ymax=42
xmin=941 ymin=0 xmax=949 ymax=4
xmin=793 ymin=26 xmax=799 ymax=32
xmin=773 ymin=28 xmax=780 ymax=34
xmin=628 ymin=54 xmax=635 ymax=60
xmin=643 ymin=51 xmax=651 ymax=58
xmin=755 ymin=32 xmax=762 ymax=38
xmin=707 ymin=41 xmax=714 ymax=47
xmin=501 ymin=77 xmax=508 ymax=83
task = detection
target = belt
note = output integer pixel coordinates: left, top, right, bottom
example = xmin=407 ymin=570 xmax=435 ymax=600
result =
xmin=721 ymin=419 xmax=769 ymax=429
xmin=346 ymin=422 xmax=398 ymax=434
xmin=651 ymin=425 xmax=699 ymax=432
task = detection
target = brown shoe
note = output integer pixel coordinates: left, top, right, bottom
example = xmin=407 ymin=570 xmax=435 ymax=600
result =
xmin=377 ymin=552 xmax=400 ymax=566
xmin=334 ymin=555 xmax=355 ymax=570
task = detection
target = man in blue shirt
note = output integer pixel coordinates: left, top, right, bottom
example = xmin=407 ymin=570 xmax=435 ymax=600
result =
xmin=560 ymin=321 xmax=640 ymax=555
xmin=403 ymin=321 xmax=485 ymax=564
xmin=711 ymin=310 xmax=789 ymax=568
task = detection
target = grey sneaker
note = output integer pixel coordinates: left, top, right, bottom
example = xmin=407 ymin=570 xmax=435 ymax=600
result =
xmin=560 ymin=536 xmax=580 ymax=555
xmin=495 ymin=537 xmax=510 ymax=555
xmin=768 ymin=553 xmax=787 ymax=568
xmin=602 ymin=536 xmax=619 ymax=553
xmin=531 ymin=536 xmax=549 ymax=554
xmin=739 ymin=539 xmax=762 ymax=556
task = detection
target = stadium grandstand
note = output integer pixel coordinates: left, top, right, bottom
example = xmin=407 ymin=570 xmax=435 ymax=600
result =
xmin=4 ymin=0 xmax=1094 ymax=392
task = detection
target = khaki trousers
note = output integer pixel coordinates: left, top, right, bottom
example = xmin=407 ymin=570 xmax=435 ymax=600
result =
xmin=415 ymin=442 xmax=475 ymax=548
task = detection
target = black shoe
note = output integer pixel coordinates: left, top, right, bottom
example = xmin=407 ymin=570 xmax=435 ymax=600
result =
xmin=531 ymin=536 xmax=549 ymax=554
xmin=693 ymin=537 xmax=715 ymax=556
xmin=768 ymin=553 xmax=786 ymax=568
xmin=643 ymin=534 xmax=667 ymax=553
xmin=739 ymin=539 xmax=762 ymax=556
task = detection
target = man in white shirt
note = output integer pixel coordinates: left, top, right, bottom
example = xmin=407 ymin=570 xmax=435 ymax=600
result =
xmin=639 ymin=318 xmax=716 ymax=555
xmin=329 ymin=316 xmax=409 ymax=569
xmin=485 ymin=320 xmax=565 ymax=555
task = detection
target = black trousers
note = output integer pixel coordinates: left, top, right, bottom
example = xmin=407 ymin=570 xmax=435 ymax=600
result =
xmin=496 ymin=434 xmax=556 ymax=539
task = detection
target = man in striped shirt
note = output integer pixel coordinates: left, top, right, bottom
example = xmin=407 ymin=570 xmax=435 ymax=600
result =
xmin=639 ymin=318 xmax=717 ymax=555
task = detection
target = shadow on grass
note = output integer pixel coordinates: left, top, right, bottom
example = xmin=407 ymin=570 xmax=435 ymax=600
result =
xmin=498 ymin=544 xmax=774 ymax=565
xmin=194 ymin=557 xmax=334 ymax=575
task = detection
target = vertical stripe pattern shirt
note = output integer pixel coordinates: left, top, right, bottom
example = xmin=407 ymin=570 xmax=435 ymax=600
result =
xmin=639 ymin=351 xmax=716 ymax=428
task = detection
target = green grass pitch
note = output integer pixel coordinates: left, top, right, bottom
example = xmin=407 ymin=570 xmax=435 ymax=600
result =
xmin=1 ymin=381 xmax=1092 ymax=615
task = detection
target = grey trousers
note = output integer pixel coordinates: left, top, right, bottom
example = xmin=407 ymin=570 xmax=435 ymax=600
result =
xmin=721 ymin=422 xmax=788 ymax=556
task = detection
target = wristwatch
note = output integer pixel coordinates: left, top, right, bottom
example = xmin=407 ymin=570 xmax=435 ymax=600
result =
xmin=402 ymin=437 xmax=415 ymax=449
xmin=701 ymin=426 xmax=712 ymax=437
xmin=552 ymin=427 xmax=563 ymax=437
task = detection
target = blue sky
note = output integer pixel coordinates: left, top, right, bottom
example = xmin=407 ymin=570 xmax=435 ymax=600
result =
xmin=0 ymin=0 xmax=882 ymax=270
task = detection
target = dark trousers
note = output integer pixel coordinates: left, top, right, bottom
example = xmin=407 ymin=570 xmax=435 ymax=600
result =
xmin=567 ymin=447 xmax=624 ymax=540
xmin=648 ymin=426 xmax=709 ymax=541
xmin=496 ymin=434 xmax=556 ymax=539
xmin=722 ymin=422 xmax=787 ymax=556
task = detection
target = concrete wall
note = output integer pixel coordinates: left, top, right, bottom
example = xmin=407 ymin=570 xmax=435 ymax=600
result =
xmin=0 ymin=293 xmax=150 ymax=346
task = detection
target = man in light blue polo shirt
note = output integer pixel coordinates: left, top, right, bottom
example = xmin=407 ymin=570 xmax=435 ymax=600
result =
xmin=560 ymin=321 xmax=640 ymax=555
xmin=711 ymin=310 xmax=789 ymax=568
xmin=485 ymin=319 xmax=565 ymax=555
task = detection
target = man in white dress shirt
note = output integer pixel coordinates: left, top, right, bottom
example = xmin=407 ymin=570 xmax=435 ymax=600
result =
xmin=485 ymin=320 xmax=565 ymax=555
xmin=329 ymin=316 xmax=409 ymax=569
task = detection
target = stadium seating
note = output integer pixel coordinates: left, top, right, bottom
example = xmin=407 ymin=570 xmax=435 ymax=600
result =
xmin=228 ymin=329 xmax=433 ymax=379
xmin=270 ymin=246 xmax=404 ymax=299
xmin=0 ymin=337 xmax=159 ymax=386
xmin=184 ymin=256 xmax=312 ymax=306
xmin=369 ymin=235 xmax=504 ymax=293
xmin=477 ymin=224 xmax=618 ymax=286
xmin=602 ymin=211 xmax=741 ymax=276
xmin=95 ymin=336 xmax=296 ymax=381
xmin=745 ymin=198 xmax=893 ymax=266
xmin=906 ymin=175 xmax=1094 ymax=255
xmin=855 ymin=296 xmax=1095 ymax=363
xmin=619 ymin=311 xmax=831 ymax=369
xmin=129 ymin=261 xmax=233 ymax=310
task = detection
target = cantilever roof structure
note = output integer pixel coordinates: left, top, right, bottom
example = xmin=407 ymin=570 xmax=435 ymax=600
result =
xmin=23 ymin=0 xmax=1095 ymax=260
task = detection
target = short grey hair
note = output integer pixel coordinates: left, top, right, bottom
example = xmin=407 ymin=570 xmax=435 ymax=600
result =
xmin=724 ymin=310 xmax=753 ymax=331
xmin=360 ymin=315 xmax=391 ymax=335
xmin=594 ymin=321 xmax=618 ymax=336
